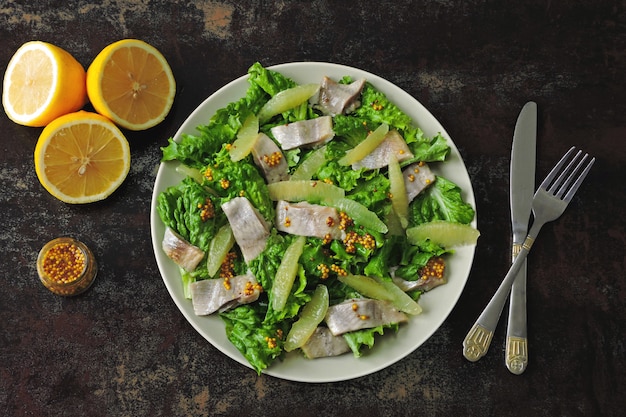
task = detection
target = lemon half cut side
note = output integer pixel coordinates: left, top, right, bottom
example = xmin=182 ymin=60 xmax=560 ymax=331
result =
xmin=86 ymin=39 xmax=176 ymax=131
xmin=2 ymin=41 xmax=87 ymax=127
xmin=34 ymin=111 xmax=131 ymax=204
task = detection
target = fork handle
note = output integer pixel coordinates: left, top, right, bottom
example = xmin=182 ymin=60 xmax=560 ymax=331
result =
xmin=462 ymin=221 xmax=543 ymax=362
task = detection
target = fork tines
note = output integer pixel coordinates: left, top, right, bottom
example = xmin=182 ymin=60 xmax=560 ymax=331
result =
xmin=541 ymin=146 xmax=595 ymax=201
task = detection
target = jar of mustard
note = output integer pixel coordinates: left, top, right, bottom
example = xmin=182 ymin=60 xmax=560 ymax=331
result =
xmin=36 ymin=237 xmax=97 ymax=296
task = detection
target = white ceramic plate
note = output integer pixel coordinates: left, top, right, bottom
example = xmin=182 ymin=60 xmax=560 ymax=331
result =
xmin=150 ymin=62 xmax=476 ymax=383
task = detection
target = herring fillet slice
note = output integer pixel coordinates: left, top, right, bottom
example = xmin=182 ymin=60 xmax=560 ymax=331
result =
xmin=190 ymin=272 xmax=261 ymax=315
xmin=251 ymin=133 xmax=289 ymax=183
xmin=324 ymin=298 xmax=408 ymax=336
xmin=275 ymin=200 xmax=344 ymax=240
xmin=162 ymin=227 xmax=205 ymax=272
xmin=221 ymin=197 xmax=270 ymax=263
xmin=270 ymin=116 xmax=335 ymax=150
xmin=300 ymin=326 xmax=350 ymax=358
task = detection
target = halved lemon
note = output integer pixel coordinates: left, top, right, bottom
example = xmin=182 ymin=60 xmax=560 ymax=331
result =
xmin=86 ymin=39 xmax=175 ymax=131
xmin=34 ymin=111 xmax=131 ymax=204
xmin=406 ymin=220 xmax=480 ymax=247
xmin=2 ymin=41 xmax=87 ymax=127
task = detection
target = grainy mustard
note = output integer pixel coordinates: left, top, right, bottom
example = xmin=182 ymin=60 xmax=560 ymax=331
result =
xmin=36 ymin=237 xmax=97 ymax=296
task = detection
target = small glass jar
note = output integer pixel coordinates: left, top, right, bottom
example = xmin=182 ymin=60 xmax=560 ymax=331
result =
xmin=36 ymin=237 xmax=97 ymax=296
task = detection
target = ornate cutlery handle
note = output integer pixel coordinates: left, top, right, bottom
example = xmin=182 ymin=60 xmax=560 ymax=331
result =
xmin=506 ymin=336 xmax=528 ymax=374
xmin=463 ymin=323 xmax=493 ymax=362
xmin=505 ymin=243 xmax=529 ymax=374
xmin=462 ymin=225 xmax=540 ymax=362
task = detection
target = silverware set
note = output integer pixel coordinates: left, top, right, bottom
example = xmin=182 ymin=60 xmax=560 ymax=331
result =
xmin=462 ymin=102 xmax=595 ymax=373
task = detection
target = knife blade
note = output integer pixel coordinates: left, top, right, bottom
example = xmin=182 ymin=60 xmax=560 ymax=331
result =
xmin=505 ymin=101 xmax=537 ymax=374
xmin=461 ymin=102 xmax=537 ymax=363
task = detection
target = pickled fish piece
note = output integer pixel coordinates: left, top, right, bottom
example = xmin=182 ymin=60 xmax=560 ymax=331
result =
xmin=251 ymin=133 xmax=289 ymax=183
xmin=315 ymin=76 xmax=366 ymax=116
xmin=300 ymin=327 xmax=350 ymax=359
xmin=275 ymin=200 xmax=345 ymax=240
xmin=162 ymin=227 xmax=205 ymax=272
xmin=190 ymin=272 xmax=261 ymax=315
xmin=352 ymin=130 xmax=413 ymax=170
xmin=403 ymin=162 xmax=435 ymax=202
xmin=324 ymin=298 xmax=408 ymax=336
xmin=270 ymin=116 xmax=334 ymax=150
xmin=221 ymin=197 xmax=270 ymax=263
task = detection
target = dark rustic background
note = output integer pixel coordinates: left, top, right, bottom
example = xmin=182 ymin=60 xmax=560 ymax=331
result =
xmin=1 ymin=1 xmax=624 ymax=416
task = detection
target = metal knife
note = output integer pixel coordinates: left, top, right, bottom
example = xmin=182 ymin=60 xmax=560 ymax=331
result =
xmin=462 ymin=102 xmax=536 ymax=364
xmin=505 ymin=101 xmax=537 ymax=374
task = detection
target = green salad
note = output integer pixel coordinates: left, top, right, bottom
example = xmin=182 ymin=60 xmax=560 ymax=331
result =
xmin=157 ymin=62 xmax=476 ymax=373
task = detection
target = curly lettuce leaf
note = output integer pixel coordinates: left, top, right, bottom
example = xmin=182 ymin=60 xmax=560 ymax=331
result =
xmin=363 ymin=235 xmax=404 ymax=278
xmin=156 ymin=177 xmax=221 ymax=251
xmin=349 ymin=82 xmax=450 ymax=163
xmin=161 ymin=72 xmax=268 ymax=168
xmin=220 ymin=304 xmax=289 ymax=375
xmin=342 ymin=324 xmax=399 ymax=358
xmin=247 ymin=61 xmax=297 ymax=96
xmin=353 ymin=83 xmax=413 ymax=130
xmin=203 ymin=148 xmax=275 ymax=221
xmin=348 ymin=171 xmax=391 ymax=222
xmin=332 ymin=114 xmax=372 ymax=147
xmin=405 ymin=133 xmax=450 ymax=163
xmin=409 ymin=176 xmax=475 ymax=225
xmin=394 ymin=239 xmax=449 ymax=280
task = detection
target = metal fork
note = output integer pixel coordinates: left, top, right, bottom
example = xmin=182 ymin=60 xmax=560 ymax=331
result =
xmin=462 ymin=147 xmax=595 ymax=362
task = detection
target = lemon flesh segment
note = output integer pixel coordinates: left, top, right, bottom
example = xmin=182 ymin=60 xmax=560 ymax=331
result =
xmin=325 ymin=197 xmax=388 ymax=234
xmin=34 ymin=111 xmax=131 ymax=204
xmin=291 ymin=145 xmax=328 ymax=181
xmin=229 ymin=115 xmax=260 ymax=162
xmin=388 ymin=154 xmax=409 ymax=229
xmin=406 ymin=220 xmax=480 ymax=247
xmin=206 ymin=224 xmax=235 ymax=277
xmin=338 ymin=123 xmax=389 ymax=166
xmin=257 ymin=83 xmax=319 ymax=124
xmin=2 ymin=41 xmax=86 ymax=127
xmin=87 ymin=39 xmax=175 ymax=131
xmin=284 ymin=285 xmax=329 ymax=352
xmin=338 ymin=274 xmax=421 ymax=315
xmin=271 ymin=236 xmax=307 ymax=312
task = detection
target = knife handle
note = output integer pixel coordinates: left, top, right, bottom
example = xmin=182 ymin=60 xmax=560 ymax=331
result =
xmin=511 ymin=242 xmax=522 ymax=260
xmin=506 ymin=243 xmax=528 ymax=374
xmin=506 ymin=336 xmax=528 ymax=374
